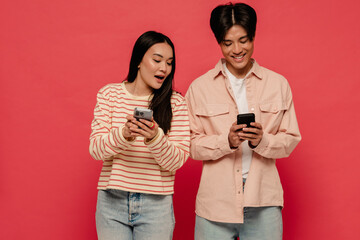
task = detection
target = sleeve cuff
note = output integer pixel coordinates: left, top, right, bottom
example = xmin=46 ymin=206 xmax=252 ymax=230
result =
xmin=251 ymin=132 xmax=269 ymax=155
xmin=218 ymin=133 xmax=236 ymax=156
xmin=144 ymin=128 xmax=164 ymax=146
xmin=118 ymin=126 xmax=136 ymax=143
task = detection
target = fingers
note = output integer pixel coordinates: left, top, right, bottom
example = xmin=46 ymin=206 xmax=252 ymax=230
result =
xmin=231 ymin=120 xmax=246 ymax=132
xmin=125 ymin=115 xmax=136 ymax=121
xmin=229 ymin=123 xmax=245 ymax=148
xmin=124 ymin=115 xmax=158 ymax=140
xmin=129 ymin=119 xmax=158 ymax=139
xmin=240 ymin=122 xmax=263 ymax=147
xmin=250 ymin=122 xmax=262 ymax=129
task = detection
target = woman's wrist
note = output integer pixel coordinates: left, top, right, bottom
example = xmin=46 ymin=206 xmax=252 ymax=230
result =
xmin=145 ymin=129 xmax=160 ymax=144
xmin=122 ymin=127 xmax=135 ymax=142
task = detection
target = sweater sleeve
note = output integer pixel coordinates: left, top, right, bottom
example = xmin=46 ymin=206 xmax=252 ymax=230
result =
xmin=89 ymin=86 xmax=135 ymax=161
xmin=145 ymin=94 xmax=190 ymax=172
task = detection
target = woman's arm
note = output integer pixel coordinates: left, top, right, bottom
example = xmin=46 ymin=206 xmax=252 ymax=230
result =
xmin=145 ymin=94 xmax=190 ymax=172
xmin=89 ymin=86 xmax=135 ymax=161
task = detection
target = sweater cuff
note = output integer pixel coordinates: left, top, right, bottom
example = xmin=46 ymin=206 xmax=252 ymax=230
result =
xmin=144 ymin=128 xmax=164 ymax=146
xmin=118 ymin=126 xmax=136 ymax=144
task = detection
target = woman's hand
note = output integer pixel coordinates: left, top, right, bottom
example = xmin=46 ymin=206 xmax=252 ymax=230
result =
xmin=123 ymin=115 xmax=158 ymax=141
xmin=136 ymin=118 xmax=159 ymax=141
xmin=122 ymin=115 xmax=138 ymax=141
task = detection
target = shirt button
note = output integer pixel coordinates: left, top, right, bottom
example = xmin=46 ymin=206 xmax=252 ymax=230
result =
xmin=238 ymin=191 xmax=241 ymax=194
xmin=237 ymin=169 xmax=240 ymax=172
xmin=251 ymin=107 xmax=255 ymax=111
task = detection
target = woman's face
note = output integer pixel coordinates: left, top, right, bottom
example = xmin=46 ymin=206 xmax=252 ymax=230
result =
xmin=136 ymin=42 xmax=174 ymax=92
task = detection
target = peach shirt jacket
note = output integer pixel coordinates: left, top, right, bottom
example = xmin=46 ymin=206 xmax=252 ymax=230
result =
xmin=185 ymin=59 xmax=301 ymax=223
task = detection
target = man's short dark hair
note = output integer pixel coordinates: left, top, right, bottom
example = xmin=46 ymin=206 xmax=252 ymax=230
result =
xmin=210 ymin=2 xmax=257 ymax=43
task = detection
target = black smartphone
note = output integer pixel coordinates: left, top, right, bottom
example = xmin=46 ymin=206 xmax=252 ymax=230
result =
xmin=237 ymin=113 xmax=255 ymax=131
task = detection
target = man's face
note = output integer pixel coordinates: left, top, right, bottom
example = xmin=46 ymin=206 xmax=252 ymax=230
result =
xmin=220 ymin=25 xmax=254 ymax=79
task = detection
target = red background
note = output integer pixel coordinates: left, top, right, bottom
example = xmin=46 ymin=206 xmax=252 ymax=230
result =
xmin=1 ymin=0 xmax=359 ymax=239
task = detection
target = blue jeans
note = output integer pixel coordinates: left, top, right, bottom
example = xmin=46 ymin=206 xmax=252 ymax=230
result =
xmin=195 ymin=206 xmax=283 ymax=240
xmin=96 ymin=189 xmax=175 ymax=240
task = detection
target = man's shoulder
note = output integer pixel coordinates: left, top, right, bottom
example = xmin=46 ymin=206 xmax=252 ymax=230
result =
xmin=189 ymin=62 xmax=222 ymax=90
xmin=193 ymin=69 xmax=217 ymax=84
xmin=257 ymin=64 xmax=288 ymax=84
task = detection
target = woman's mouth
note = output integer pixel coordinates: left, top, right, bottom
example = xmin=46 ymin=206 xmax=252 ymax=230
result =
xmin=155 ymin=75 xmax=165 ymax=82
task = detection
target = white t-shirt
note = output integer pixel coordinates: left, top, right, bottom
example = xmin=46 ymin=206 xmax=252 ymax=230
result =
xmin=223 ymin=63 xmax=253 ymax=178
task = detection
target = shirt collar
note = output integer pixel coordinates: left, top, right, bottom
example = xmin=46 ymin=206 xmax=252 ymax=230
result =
xmin=211 ymin=58 xmax=263 ymax=80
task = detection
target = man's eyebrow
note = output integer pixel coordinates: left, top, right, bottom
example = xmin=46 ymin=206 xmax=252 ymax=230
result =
xmin=223 ymin=35 xmax=248 ymax=41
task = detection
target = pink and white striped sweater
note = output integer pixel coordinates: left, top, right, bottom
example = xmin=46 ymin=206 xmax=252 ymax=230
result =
xmin=89 ymin=82 xmax=190 ymax=194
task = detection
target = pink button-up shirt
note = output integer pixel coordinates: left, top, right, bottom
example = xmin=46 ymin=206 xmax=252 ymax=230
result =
xmin=185 ymin=59 xmax=301 ymax=223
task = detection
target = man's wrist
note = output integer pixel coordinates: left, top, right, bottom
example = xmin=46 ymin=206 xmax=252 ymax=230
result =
xmin=249 ymin=141 xmax=259 ymax=149
xmin=230 ymin=144 xmax=238 ymax=149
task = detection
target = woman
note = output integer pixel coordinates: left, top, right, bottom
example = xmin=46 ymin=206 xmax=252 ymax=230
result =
xmin=89 ymin=31 xmax=190 ymax=240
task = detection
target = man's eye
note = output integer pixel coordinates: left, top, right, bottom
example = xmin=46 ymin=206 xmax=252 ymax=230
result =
xmin=240 ymin=38 xmax=249 ymax=44
xmin=223 ymin=42 xmax=232 ymax=47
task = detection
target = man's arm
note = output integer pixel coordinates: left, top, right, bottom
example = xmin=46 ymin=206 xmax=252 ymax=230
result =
xmin=185 ymin=85 xmax=237 ymax=161
xmin=249 ymin=83 xmax=301 ymax=159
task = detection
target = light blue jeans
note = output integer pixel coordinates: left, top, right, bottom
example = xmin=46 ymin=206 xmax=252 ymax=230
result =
xmin=96 ymin=189 xmax=175 ymax=240
xmin=195 ymin=206 xmax=283 ymax=240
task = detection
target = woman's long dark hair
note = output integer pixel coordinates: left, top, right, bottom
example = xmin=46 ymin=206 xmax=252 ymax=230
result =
xmin=126 ymin=31 xmax=175 ymax=134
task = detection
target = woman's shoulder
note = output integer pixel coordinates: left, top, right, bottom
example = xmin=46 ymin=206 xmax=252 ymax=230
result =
xmin=171 ymin=90 xmax=185 ymax=103
xmin=98 ymin=82 xmax=124 ymax=96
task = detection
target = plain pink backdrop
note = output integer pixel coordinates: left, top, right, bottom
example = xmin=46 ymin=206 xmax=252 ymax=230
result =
xmin=1 ymin=0 xmax=359 ymax=239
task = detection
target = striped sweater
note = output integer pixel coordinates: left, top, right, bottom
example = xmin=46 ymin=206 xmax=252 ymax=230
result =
xmin=89 ymin=82 xmax=190 ymax=194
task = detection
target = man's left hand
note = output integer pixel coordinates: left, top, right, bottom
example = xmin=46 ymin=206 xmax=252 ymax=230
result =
xmin=238 ymin=122 xmax=263 ymax=147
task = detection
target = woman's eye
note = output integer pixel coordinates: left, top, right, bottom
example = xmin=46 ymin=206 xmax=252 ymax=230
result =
xmin=167 ymin=62 xmax=172 ymax=66
xmin=153 ymin=59 xmax=160 ymax=63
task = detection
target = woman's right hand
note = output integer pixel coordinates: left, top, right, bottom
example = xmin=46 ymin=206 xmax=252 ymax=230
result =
xmin=122 ymin=115 xmax=137 ymax=141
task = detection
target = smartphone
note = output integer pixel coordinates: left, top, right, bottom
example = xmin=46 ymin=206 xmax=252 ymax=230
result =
xmin=237 ymin=113 xmax=255 ymax=131
xmin=133 ymin=107 xmax=153 ymax=121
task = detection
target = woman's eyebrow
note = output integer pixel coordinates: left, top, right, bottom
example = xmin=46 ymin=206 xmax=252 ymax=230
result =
xmin=153 ymin=53 xmax=164 ymax=58
xmin=153 ymin=53 xmax=173 ymax=60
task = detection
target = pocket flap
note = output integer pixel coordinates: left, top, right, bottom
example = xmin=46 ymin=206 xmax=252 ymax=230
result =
xmin=259 ymin=101 xmax=288 ymax=113
xmin=195 ymin=104 xmax=229 ymax=117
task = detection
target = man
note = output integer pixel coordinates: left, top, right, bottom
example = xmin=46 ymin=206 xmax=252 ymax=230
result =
xmin=185 ymin=3 xmax=301 ymax=240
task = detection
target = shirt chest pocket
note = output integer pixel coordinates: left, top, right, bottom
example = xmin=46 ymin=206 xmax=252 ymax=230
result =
xmin=259 ymin=101 xmax=288 ymax=113
xmin=258 ymin=101 xmax=288 ymax=131
xmin=195 ymin=104 xmax=230 ymax=134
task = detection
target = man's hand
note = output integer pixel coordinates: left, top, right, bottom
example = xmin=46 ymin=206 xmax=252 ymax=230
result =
xmin=238 ymin=122 xmax=263 ymax=147
xmin=228 ymin=121 xmax=245 ymax=149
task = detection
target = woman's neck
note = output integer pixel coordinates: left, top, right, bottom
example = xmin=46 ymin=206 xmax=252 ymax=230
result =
xmin=125 ymin=80 xmax=152 ymax=96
